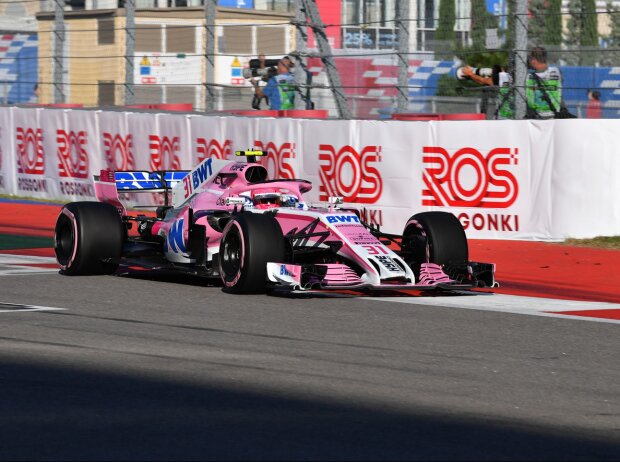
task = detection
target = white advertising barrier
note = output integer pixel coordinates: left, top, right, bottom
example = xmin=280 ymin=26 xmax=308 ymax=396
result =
xmin=192 ymin=115 xmax=304 ymax=179
xmin=1 ymin=106 xmax=619 ymax=240
xmin=0 ymin=107 xmax=14 ymax=195
xmin=552 ymin=120 xmax=620 ymax=238
xmin=252 ymin=117 xmax=303 ymax=180
xmin=298 ymin=118 xmax=543 ymax=239
xmin=126 ymin=112 xmax=162 ymax=171
xmin=98 ymin=110 xmax=133 ymax=170
xmin=156 ymin=113 xmax=191 ymax=169
xmin=188 ymin=116 xmax=234 ymax=164
xmin=298 ymin=119 xmax=425 ymax=233
xmin=14 ymin=107 xmax=58 ymax=200
xmin=427 ymin=119 xmax=540 ymax=239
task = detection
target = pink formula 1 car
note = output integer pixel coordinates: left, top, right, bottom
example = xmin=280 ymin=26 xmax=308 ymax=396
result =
xmin=54 ymin=151 xmax=496 ymax=294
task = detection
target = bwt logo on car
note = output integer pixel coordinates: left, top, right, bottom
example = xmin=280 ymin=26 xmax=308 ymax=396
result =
xmin=318 ymin=144 xmax=383 ymax=204
xmin=182 ymin=158 xmax=213 ymax=200
xmin=103 ymin=133 xmax=135 ymax=170
xmin=326 ymin=215 xmax=360 ymax=224
xmin=149 ymin=135 xmax=181 ymax=170
xmin=253 ymin=140 xmax=296 ymax=179
xmin=16 ymin=127 xmax=45 ymax=175
xmin=196 ymin=138 xmax=232 ymax=162
xmin=422 ymin=146 xmax=520 ymax=231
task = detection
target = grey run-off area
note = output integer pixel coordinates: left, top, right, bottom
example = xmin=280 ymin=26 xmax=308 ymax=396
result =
xmin=0 ymin=272 xmax=618 ymax=460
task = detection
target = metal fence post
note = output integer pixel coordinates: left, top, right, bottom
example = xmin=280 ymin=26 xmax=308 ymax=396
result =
xmin=53 ymin=0 xmax=65 ymax=104
xmin=396 ymin=0 xmax=410 ymax=114
xmin=301 ymin=0 xmax=351 ymax=119
xmin=514 ymin=0 xmax=529 ymax=119
xmin=204 ymin=0 xmax=216 ymax=112
xmin=125 ymin=0 xmax=136 ymax=105
xmin=293 ymin=0 xmax=310 ymax=109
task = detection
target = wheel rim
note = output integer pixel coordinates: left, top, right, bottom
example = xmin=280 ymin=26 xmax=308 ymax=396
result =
xmin=54 ymin=214 xmax=75 ymax=266
xmin=221 ymin=226 xmax=242 ymax=280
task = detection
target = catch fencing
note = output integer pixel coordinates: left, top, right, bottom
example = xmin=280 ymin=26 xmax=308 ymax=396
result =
xmin=2 ymin=0 xmax=620 ymax=118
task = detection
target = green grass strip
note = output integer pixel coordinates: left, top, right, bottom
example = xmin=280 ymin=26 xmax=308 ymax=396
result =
xmin=0 ymin=234 xmax=53 ymax=250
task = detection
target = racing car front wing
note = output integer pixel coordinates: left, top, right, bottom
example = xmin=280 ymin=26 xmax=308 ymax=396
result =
xmin=267 ymin=261 xmax=497 ymax=292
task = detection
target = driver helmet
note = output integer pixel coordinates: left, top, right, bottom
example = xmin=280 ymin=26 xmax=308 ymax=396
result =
xmin=252 ymin=190 xmax=282 ymax=209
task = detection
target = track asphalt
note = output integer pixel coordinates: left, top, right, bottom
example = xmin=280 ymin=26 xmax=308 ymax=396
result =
xmin=1 ymin=199 xmax=619 ymax=306
xmin=1 ymin=199 xmax=619 ymax=460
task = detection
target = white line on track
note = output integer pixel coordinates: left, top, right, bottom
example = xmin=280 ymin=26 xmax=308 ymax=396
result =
xmin=0 ymin=254 xmax=57 ymax=264
xmin=0 ymin=302 xmax=66 ymax=313
xmin=0 ymin=268 xmax=59 ymax=276
xmin=0 ymin=254 xmax=58 ymax=276
xmin=368 ymin=294 xmax=620 ymax=325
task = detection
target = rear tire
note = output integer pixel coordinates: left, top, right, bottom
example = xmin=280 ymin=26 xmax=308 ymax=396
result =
xmin=401 ymin=211 xmax=468 ymax=271
xmin=219 ymin=213 xmax=285 ymax=294
xmin=54 ymin=202 xmax=124 ymax=275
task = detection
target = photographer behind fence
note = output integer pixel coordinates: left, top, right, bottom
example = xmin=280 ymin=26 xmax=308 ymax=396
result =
xmin=244 ymin=53 xmax=278 ymax=110
xmin=456 ymin=64 xmax=514 ymax=119
xmin=251 ymin=56 xmax=295 ymax=111
xmin=456 ymin=47 xmax=574 ymax=120
xmin=525 ymin=46 xmax=569 ymax=119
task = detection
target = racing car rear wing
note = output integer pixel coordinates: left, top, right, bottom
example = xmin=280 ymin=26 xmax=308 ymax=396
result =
xmin=95 ymin=150 xmax=264 ymax=211
xmin=112 ymin=170 xmax=190 ymax=192
xmin=94 ymin=169 xmax=190 ymax=214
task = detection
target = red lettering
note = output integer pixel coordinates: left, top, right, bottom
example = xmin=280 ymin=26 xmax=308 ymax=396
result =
xmin=473 ymin=213 xmax=485 ymax=230
xmin=501 ymin=214 xmax=512 ymax=231
xmin=423 ymin=146 xmax=518 ymax=209
xmin=369 ymin=209 xmax=383 ymax=227
xmin=319 ymin=144 xmax=383 ymax=204
xmin=254 ymin=140 xmax=296 ymax=179
xmin=458 ymin=212 xmax=519 ymax=232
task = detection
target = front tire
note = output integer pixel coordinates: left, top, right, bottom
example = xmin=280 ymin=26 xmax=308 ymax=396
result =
xmin=401 ymin=211 xmax=468 ymax=271
xmin=54 ymin=202 xmax=124 ymax=275
xmin=218 ymin=213 xmax=285 ymax=294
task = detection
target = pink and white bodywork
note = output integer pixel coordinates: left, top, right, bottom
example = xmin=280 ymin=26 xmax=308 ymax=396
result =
xmin=89 ymin=152 xmax=494 ymax=293
xmin=264 ymin=209 xmax=416 ymax=289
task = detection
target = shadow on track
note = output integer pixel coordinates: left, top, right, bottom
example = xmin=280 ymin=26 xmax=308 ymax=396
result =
xmin=1 ymin=359 xmax=618 ymax=461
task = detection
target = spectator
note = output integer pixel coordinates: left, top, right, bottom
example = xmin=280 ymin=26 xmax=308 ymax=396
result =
xmin=250 ymin=53 xmax=270 ymax=110
xmin=586 ymin=89 xmax=602 ymax=119
xmin=252 ymin=56 xmax=295 ymax=110
xmin=459 ymin=64 xmax=514 ymax=119
xmin=33 ymin=84 xmax=40 ymax=103
xmin=525 ymin=46 xmax=562 ymax=119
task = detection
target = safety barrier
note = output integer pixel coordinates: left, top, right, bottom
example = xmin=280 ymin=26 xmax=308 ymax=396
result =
xmin=40 ymin=103 xmax=85 ymax=109
xmin=392 ymin=113 xmax=486 ymax=121
xmin=228 ymin=109 xmax=329 ymax=118
xmin=125 ymin=103 xmax=194 ymax=111
xmin=1 ymin=106 xmax=618 ymax=240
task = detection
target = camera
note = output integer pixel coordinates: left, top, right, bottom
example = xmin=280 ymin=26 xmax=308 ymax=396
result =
xmin=456 ymin=66 xmax=494 ymax=81
xmin=242 ymin=57 xmax=279 ymax=79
